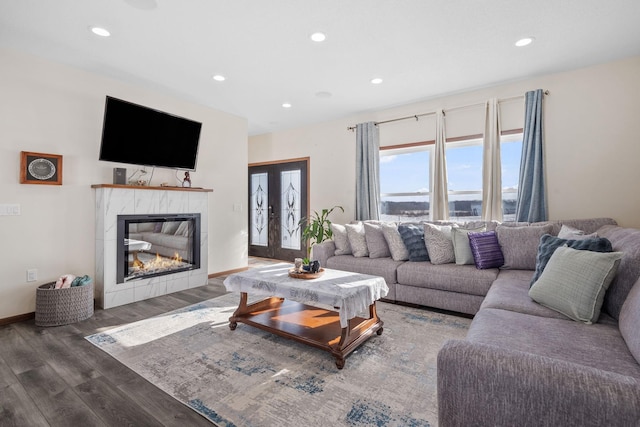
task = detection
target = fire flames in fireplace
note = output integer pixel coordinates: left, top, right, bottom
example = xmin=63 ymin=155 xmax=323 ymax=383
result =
xmin=128 ymin=251 xmax=192 ymax=281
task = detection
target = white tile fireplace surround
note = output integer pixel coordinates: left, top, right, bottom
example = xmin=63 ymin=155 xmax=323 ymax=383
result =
xmin=93 ymin=184 xmax=212 ymax=309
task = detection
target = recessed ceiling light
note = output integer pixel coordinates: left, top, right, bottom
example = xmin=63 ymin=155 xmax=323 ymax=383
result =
xmin=212 ymin=74 xmax=226 ymax=82
xmin=515 ymin=37 xmax=534 ymax=47
xmin=370 ymin=78 xmax=383 ymax=85
xmin=90 ymin=26 xmax=111 ymax=37
xmin=310 ymin=32 xmax=326 ymax=42
xmin=282 ymin=103 xmax=292 ymax=108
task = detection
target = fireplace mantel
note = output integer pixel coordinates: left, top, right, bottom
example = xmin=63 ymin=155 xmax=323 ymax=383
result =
xmin=93 ymin=185 xmax=210 ymax=309
xmin=91 ymin=184 xmax=213 ymax=193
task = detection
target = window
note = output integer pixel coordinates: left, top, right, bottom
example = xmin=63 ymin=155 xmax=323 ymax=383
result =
xmin=446 ymin=138 xmax=483 ymax=221
xmin=500 ymin=133 xmax=523 ymax=221
xmin=379 ymin=145 xmax=431 ymax=222
xmin=379 ymin=133 xmax=523 ymax=222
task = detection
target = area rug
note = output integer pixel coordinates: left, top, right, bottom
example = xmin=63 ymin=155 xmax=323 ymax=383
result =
xmin=86 ymin=293 xmax=471 ymax=427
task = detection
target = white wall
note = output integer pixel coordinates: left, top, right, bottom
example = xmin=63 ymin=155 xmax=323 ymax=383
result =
xmin=0 ymin=48 xmax=248 ymax=319
xmin=250 ymin=56 xmax=640 ymax=229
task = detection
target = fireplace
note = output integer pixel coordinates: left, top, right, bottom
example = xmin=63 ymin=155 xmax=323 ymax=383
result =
xmin=116 ymin=214 xmax=201 ymax=283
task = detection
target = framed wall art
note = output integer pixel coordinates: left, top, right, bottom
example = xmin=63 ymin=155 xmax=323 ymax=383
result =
xmin=20 ymin=151 xmax=63 ymax=185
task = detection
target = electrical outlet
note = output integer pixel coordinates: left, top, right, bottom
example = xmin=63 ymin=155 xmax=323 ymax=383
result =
xmin=0 ymin=204 xmax=20 ymax=216
xmin=27 ymin=269 xmax=37 ymax=282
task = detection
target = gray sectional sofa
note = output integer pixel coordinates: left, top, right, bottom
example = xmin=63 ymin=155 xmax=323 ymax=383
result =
xmin=312 ymin=218 xmax=640 ymax=426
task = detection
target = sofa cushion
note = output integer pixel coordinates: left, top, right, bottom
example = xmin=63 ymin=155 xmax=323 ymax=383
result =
xmin=345 ymin=222 xmax=369 ymax=257
xmin=331 ymin=224 xmax=352 ymax=256
xmin=529 ymin=246 xmax=623 ymax=324
xmin=175 ymin=221 xmax=191 ymax=237
xmin=325 ymin=255 xmax=403 ymax=285
xmin=530 ymin=234 xmax=614 ymax=287
xmin=380 ymin=222 xmax=409 ymax=261
xmin=468 ymin=231 xmax=504 ymax=269
xmin=481 ymin=270 xmax=574 ymax=320
xmin=619 ymin=277 xmax=640 ymax=364
xmin=467 ymin=308 xmax=640 ymax=378
xmin=496 ymin=224 xmax=554 ymax=270
xmin=161 ymin=221 xmax=181 ymax=234
xmin=597 ymin=225 xmax=640 ymax=320
xmin=452 ymin=226 xmax=485 ymax=265
xmin=424 ymin=223 xmax=456 ymax=265
xmin=363 ymin=222 xmax=391 ymax=259
xmin=398 ymin=224 xmax=429 ymax=262
xmin=396 ymin=262 xmax=498 ymax=296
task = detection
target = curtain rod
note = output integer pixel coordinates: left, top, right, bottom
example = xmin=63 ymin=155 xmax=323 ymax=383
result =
xmin=346 ymin=90 xmax=549 ymax=131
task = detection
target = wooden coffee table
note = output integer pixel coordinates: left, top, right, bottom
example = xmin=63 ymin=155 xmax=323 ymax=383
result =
xmin=223 ymin=264 xmax=388 ymax=369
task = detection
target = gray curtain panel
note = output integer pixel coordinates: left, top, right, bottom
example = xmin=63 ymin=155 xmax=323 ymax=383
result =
xmin=356 ymin=122 xmax=381 ymax=220
xmin=515 ymin=89 xmax=547 ymax=222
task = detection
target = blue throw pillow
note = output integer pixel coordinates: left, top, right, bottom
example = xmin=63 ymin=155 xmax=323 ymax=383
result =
xmin=398 ymin=224 xmax=429 ymax=262
xmin=530 ymin=234 xmax=613 ymax=287
xmin=468 ymin=231 xmax=504 ymax=269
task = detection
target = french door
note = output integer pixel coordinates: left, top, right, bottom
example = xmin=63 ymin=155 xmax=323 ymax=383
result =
xmin=248 ymin=159 xmax=309 ymax=260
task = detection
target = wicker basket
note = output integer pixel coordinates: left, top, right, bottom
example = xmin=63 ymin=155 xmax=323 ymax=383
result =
xmin=35 ymin=282 xmax=94 ymax=327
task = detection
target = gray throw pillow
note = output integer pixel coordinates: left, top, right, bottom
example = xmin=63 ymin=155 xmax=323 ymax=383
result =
xmin=345 ymin=222 xmax=369 ymax=257
xmin=557 ymin=224 xmax=598 ymax=240
xmin=331 ymin=224 xmax=352 ymax=256
xmin=423 ymin=223 xmax=456 ymax=265
xmin=529 ymin=246 xmax=623 ymax=324
xmin=452 ymin=226 xmax=485 ymax=265
xmin=530 ymin=234 xmax=613 ymax=287
xmin=496 ymin=224 xmax=553 ymax=270
xmin=397 ymin=224 xmax=429 ymax=262
xmin=364 ymin=223 xmax=391 ymax=259
xmin=381 ymin=222 xmax=409 ymax=261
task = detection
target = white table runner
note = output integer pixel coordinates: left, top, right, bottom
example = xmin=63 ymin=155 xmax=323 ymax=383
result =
xmin=223 ymin=263 xmax=389 ymax=328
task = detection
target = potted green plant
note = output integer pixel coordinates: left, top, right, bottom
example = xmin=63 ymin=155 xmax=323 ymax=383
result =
xmin=298 ymin=205 xmax=344 ymax=257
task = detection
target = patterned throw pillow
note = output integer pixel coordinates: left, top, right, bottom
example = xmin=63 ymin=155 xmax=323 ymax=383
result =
xmin=331 ymin=224 xmax=352 ymax=256
xmin=468 ymin=231 xmax=504 ymax=269
xmin=452 ymin=226 xmax=486 ymax=265
xmin=529 ymin=246 xmax=623 ymax=324
xmin=345 ymin=222 xmax=369 ymax=257
xmin=423 ymin=223 xmax=456 ymax=265
xmin=381 ymin=222 xmax=409 ymax=261
xmin=530 ymin=234 xmax=613 ymax=287
xmin=496 ymin=224 xmax=554 ymax=270
xmin=397 ymin=224 xmax=429 ymax=262
xmin=364 ymin=223 xmax=391 ymax=259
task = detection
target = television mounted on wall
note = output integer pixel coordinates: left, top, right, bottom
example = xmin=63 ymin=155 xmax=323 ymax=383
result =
xmin=99 ymin=96 xmax=202 ymax=171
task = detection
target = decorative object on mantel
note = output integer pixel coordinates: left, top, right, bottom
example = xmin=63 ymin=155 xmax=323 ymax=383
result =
xmin=20 ymin=151 xmax=63 ymax=185
xmin=182 ymin=171 xmax=191 ymax=188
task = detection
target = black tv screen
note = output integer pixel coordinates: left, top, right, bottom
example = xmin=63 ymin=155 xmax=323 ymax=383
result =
xmin=99 ymin=96 xmax=202 ymax=171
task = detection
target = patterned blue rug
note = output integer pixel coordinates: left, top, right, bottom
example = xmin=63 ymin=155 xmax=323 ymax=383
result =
xmin=86 ymin=293 xmax=470 ymax=426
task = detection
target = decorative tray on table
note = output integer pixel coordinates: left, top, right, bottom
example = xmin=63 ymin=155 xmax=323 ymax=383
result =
xmin=288 ymin=268 xmax=325 ymax=279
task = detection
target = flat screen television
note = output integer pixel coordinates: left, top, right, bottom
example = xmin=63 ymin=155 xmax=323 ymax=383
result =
xmin=99 ymin=96 xmax=202 ymax=171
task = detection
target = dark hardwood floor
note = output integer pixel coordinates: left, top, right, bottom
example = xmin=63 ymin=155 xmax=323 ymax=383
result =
xmin=0 ymin=276 xmax=233 ymax=427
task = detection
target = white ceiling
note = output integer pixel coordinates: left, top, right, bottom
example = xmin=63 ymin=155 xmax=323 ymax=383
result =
xmin=1 ymin=0 xmax=640 ymax=135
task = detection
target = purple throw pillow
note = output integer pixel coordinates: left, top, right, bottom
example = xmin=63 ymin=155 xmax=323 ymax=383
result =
xmin=468 ymin=231 xmax=504 ymax=269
